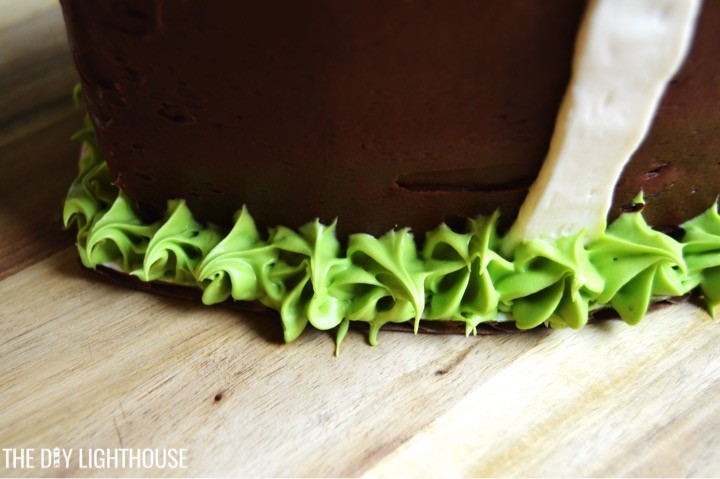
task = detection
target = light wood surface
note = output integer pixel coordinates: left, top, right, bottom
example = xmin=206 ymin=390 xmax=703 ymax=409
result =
xmin=1 ymin=1 xmax=719 ymax=477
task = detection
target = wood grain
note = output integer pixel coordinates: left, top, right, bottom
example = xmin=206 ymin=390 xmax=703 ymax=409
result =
xmin=364 ymin=303 xmax=720 ymax=477
xmin=1 ymin=0 xmax=719 ymax=477
xmin=0 ymin=248 xmax=546 ymax=477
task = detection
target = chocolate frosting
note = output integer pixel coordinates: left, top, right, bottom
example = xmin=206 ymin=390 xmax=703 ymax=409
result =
xmin=614 ymin=0 xmax=720 ymax=227
xmin=60 ymin=0 xmax=585 ymax=236
xmin=59 ymin=0 xmax=719 ymax=237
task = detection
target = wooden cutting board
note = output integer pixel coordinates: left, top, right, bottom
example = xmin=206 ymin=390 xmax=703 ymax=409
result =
xmin=1 ymin=2 xmax=719 ymax=477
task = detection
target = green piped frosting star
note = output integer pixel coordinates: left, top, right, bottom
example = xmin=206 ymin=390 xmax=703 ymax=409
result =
xmin=423 ymin=212 xmax=513 ymax=335
xmin=680 ymin=201 xmax=720 ymax=316
xmin=589 ymin=195 xmax=687 ymax=325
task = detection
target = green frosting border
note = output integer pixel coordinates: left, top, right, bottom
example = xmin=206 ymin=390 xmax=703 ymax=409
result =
xmin=64 ymin=119 xmax=720 ymax=351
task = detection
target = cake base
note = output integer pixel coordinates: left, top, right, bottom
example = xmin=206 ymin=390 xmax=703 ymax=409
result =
xmin=64 ymin=128 xmax=720 ymax=349
xmin=92 ymin=262 xmax=695 ymax=338
xmin=93 ymin=263 xmax=521 ymax=336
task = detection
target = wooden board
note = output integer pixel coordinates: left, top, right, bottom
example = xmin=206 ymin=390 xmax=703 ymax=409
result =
xmin=1 ymin=2 xmax=719 ymax=477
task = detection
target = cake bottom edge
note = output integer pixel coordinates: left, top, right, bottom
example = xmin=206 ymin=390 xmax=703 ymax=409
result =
xmin=63 ymin=124 xmax=720 ymax=351
xmin=90 ymin=263 xmax=698 ymax=338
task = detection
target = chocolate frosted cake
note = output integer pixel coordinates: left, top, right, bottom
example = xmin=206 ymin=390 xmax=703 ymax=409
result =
xmin=60 ymin=0 xmax=720 ymax=347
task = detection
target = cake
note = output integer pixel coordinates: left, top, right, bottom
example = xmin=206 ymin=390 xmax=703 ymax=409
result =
xmin=59 ymin=0 xmax=720 ymax=348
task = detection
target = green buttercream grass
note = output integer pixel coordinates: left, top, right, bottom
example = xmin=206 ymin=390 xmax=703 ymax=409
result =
xmin=64 ymin=120 xmax=720 ymax=350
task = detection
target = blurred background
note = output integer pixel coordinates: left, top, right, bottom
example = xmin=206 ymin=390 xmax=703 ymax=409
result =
xmin=0 ymin=0 xmax=83 ymax=279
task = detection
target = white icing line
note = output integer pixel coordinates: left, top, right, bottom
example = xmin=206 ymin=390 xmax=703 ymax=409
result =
xmin=506 ymin=0 xmax=702 ymax=248
xmin=100 ymin=261 xmax=125 ymax=272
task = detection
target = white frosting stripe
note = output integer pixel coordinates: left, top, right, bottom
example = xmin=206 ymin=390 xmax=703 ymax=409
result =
xmin=507 ymin=0 xmax=702 ymax=247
